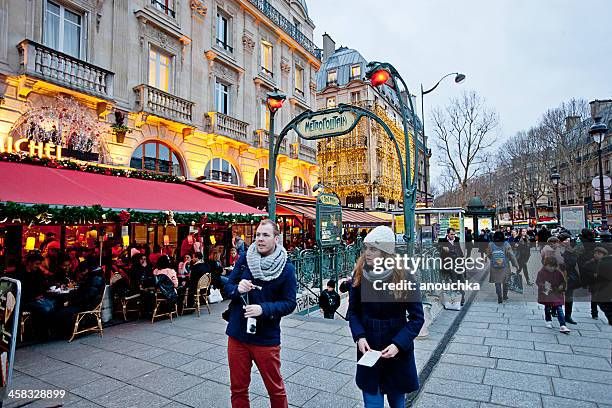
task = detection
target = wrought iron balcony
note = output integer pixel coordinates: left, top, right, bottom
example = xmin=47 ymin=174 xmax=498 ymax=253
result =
xmin=18 ymin=39 xmax=114 ymax=100
xmin=206 ymin=112 xmax=249 ymax=143
xmin=252 ymin=129 xmax=287 ymax=154
xmin=134 ymin=84 xmax=194 ymax=124
xmin=247 ymin=0 xmax=322 ymax=60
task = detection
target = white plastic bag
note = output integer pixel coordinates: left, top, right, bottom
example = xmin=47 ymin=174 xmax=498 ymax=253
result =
xmin=208 ymin=288 xmax=223 ymax=304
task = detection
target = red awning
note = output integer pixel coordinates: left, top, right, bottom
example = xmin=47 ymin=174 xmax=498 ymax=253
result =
xmin=278 ymin=203 xmax=390 ymax=226
xmin=0 ymin=162 xmax=264 ymax=214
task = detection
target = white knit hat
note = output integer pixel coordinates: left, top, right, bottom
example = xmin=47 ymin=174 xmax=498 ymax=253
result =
xmin=363 ymin=226 xmax=396 ymax=254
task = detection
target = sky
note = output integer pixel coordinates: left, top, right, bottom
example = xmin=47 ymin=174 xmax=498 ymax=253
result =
xmin=307 ymin=0 xmax=612 ymax=185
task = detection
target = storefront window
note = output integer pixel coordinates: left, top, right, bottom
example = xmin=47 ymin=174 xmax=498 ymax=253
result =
xmin=130 ymin=141 xmax=184 ymax=176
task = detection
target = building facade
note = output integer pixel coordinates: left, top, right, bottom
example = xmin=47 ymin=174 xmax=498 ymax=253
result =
xmin=0 ymin=0 xmax=320 ymax=197
xmin=314 ymin=36 xmax=427 ymax=212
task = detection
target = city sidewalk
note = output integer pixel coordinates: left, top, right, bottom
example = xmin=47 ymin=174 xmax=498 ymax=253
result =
xmin=7 ymin=299 xmax=461 ymax=408
xmin=414 ymin=279 xmax=612 ymax=408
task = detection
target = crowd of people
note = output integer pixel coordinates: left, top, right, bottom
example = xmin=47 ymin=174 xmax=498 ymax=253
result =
xmin=11 ymin=230 xmax=249 ymax=340
xmin=443 ymin=224 xmax=612 ymax=331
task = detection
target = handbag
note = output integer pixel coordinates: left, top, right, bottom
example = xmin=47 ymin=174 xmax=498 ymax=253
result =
xmin=208 ymin=288 xmax=223 ymax=304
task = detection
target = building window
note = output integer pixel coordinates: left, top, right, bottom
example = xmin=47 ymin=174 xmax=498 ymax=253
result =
xmin=291 ymin=176 xmax=308 ymax=195
xmin=204 ymin=158 xmax=239 ymax=184
xmin=327 ymin=70 xmax=337 ymax=86
xmin=216 ymin=11 xmax=233 ymax=52
xmin=151 ymin=0 xmax=175 ymax=18
xmin=261 ymin=41 xmax=273 ymax=76
xmin=215 ymin=81 xmax=229 ymax=115
xmin=351 ymin=91 xmax=361 ymax=104
xmin=606 ymin=159 xmax=610 ymax=174
xmin=326 ymin=97 xmax=336 ymax=109
xmin=260 ymin=102 xmax=270 ymax=130
xmin=350 ymin=65 xmax=361 ymax=80
xmin=130 ymin=141 xmax=184 ymax=176
xmin=295 ymin=65 xmax=304 ymax=96
xmin=293 ymin=18 xmax=301 ymax=34
xmin=254 ymin=168 xmax=280 ymax=189
xmin=44 ymin=0 xmax=83 ymax=58
xmin=148 ymin=47 xmax=172 ymax=92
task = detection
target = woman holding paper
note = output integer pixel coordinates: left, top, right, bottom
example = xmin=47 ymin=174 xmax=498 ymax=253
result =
xmin=347 ymin=226 xmax=424 ymax=408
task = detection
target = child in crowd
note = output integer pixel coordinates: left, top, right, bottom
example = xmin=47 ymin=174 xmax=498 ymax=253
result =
xmin=536 ymin=256 xmax=570 ymax=334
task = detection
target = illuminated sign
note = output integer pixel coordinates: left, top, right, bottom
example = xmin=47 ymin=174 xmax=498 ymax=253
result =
xmin=0 ymin=136 xmax=62 ymax=160
xmin=296 ymin=111 xmax=358 ymax=140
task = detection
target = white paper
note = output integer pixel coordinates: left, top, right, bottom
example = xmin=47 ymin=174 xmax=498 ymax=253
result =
xmin=357 ymin=350 xmax=382 ymax=367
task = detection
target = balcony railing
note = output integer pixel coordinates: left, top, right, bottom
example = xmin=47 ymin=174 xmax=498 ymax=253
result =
xmin=292 ymin=144 xmax=317 ymax=163
xmin=247 ymin=0 xmax=322 ymax=60
xmin=206 ymin=112 xmax=249 ymax=142
xmin=134 ymin=84 xmax=194 ymax=124
xmin=252 ymin=130 xmax=287 ymax=154
xmin=151 ymin=0 xmax=176 ymax=18
xmin=18 ymin=39 xmax=114 ymax=100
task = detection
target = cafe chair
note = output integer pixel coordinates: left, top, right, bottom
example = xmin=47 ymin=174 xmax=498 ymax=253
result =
xmin=69 ymin=286 xmax=106 ymax=343
xmin=151 ymin=289 xmax=178 ymax=323
xmin=20 ymin=311 xmax=31 ymax=342
xmin=181 ymin=273 xmax=211 ymax=317
xmin=114 ymin=293 xmax=141 ymax=321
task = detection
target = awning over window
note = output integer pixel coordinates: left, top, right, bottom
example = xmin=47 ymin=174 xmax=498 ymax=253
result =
xmin=278 ymin=203 xmax=390 ymax=226
xmin=0 ymin=162 xmax=264 ymax=214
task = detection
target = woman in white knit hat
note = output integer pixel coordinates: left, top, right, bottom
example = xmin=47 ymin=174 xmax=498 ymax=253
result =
xmin=347 ymin=226 xmax=424 ymax=408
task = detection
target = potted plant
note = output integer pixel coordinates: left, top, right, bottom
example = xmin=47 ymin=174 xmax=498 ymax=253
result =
xmin=111 ymin=111 xmax=131 ymax=143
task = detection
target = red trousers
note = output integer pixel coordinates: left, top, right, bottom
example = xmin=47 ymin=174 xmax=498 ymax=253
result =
xmin=227 ymin=336 xmax=288 ymax=408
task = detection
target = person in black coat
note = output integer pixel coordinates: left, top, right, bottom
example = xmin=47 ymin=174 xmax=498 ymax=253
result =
xmin=348 ymin=226 xmax=424 ymax=408
xmin=515 ymin=228 xmax=533 ymax=285
xmin=319 ymin=279 xmax=340 ymax=319
xmin=438 ymin=228 xmax=466 ymax=307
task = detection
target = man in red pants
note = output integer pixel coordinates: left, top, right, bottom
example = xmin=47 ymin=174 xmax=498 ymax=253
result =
xmin=224 ymin=219 xmax=297 ymax=408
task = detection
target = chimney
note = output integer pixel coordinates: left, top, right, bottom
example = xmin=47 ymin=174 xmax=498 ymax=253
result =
xmin=589 ymin=99 xmax=612 ymax=120
xmin=322 ymin=33 xmax=335 ymax=62
xmin=564 ymin=115 xmax=581 ymax=133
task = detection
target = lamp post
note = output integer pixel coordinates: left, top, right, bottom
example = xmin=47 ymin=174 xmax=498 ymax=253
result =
xmin=266 ymin=90 xmax=286 ymax=223
xmin=365 ymin=61 xmax=427 ymax=242
xmin=589 ymin=116 xmax=610 ymax=240
xmin=550 ymin=171 xmax=561 ymax=223
xmin=507 ymin=188 xmax=515 ymax=223
xmin=420 ymin=73 xmax=466 ymax=215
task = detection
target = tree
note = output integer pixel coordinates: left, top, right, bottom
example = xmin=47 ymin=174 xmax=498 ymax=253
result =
xmin=431 ymin=91 xmax=499 ymax=200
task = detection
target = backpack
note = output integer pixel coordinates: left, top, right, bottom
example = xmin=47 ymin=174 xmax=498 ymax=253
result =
xmin=155 ymin=274 xmax=178 ymax=307
xmin=490 ymin=243 xmax=508 ymax=269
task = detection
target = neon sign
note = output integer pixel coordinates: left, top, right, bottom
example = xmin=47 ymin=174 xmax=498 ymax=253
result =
xmin=0 ymin=136 xmax=62 ymax=160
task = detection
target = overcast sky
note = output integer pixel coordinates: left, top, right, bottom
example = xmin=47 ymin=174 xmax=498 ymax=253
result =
xmin=308 ymin=0 xmax=612 ymax=184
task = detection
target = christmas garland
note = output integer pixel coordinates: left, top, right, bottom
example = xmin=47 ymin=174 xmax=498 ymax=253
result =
xmin=0 ymin=152 xmax=185 ymax=183
xmin=0 ymin=202 xmax=264 ymax=226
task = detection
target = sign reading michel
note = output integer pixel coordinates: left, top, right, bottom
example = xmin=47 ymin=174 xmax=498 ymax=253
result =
xmin=296 ymin=111 xmax=358 ymax=140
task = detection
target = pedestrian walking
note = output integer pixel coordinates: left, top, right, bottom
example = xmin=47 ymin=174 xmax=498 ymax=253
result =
xmin=224 ymin=220 xmax=297 ymax=408
xmin=319 ymin=279 xmax=341 ymax=319
xmin=347 ymin=226 xmax=424 ymax=408
xmin=438 ymin=228 xmax=465 ymax=308
xmin=559 ymin=234 xmax=579 ymax=325
xmin=536 ymin=256 xmax=571 ymax=334
xmin=515 ymin=228 xmax=533 ymax=285
xmin=487 ymin=231 xmax=518 ymax=304
xmin=465 ymin=227 xmax=474 ymax=258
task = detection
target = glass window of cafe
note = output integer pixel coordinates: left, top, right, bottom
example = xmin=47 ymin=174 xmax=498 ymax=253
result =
xmin=130 ymin=141 xmax=184 ymax=176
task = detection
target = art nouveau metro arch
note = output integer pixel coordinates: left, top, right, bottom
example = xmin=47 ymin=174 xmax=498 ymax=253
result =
xmin=268 ymin=103 xmax=417 ymax=242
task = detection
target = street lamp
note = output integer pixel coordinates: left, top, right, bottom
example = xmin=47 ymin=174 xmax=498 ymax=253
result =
xmin=420 ymin=73 xmax=466 ymax=219
xmin=549 ymin=171 xmax=561 ymax=223
xmin=366 ymin=62 xmax=421 ymax=241
xmin=266 ymin=90 xmax=286 ymax=223
xmin=507 ymin=188 xmax=515 ymax=223
xmin=589 ymin=116 xmax=610 ymax=240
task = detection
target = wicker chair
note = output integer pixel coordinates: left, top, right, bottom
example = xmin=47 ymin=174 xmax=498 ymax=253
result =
xmin=180 ymin=273 xmax=211 ymax=317
xmin=69 ymin=286 xmax=106 ymax=343
xmin=115 ymin=293 xmax=141 ymax=321
xmin=151 ymin=289 xmax=178 ymax=323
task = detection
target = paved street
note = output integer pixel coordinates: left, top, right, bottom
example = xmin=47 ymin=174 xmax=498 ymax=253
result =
xmin=7 ymin=252 xmax=612 ymax=408
xmin=7 ymin=300 xmax=461 ymax=408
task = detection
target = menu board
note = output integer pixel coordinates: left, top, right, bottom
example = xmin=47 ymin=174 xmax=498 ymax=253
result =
xmin=0 ymin=278 xmax=20 ymax=397
xmin=560 ymin=206 xmax=586 ymax=235
xmin=316 ymin=194 xmax=342 ymax=247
